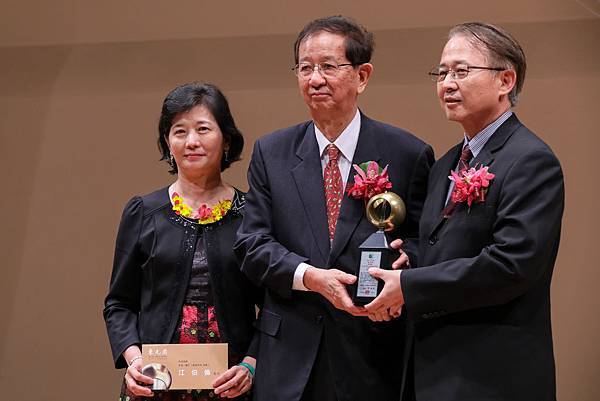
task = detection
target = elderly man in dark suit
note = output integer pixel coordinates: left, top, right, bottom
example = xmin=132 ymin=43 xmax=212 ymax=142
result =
xmin=366 ymin=22 xmax=564 ymax=401
xmin=235 ymin=16 xmax=433 ymax=401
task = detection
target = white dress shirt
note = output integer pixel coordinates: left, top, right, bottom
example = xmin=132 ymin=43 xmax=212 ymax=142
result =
xmin=293 ymin=110 xmax=362 ymax=291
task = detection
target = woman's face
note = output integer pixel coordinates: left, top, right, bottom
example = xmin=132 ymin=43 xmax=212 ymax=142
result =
xmin=168 ymin=105 xmax=227 ymax=176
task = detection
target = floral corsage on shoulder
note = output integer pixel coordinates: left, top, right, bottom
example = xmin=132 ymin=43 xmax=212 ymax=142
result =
xmin=449 ymin=165 xmax=495 ymax=210
xmin=347 ymin=161 xmax=392 ymax=202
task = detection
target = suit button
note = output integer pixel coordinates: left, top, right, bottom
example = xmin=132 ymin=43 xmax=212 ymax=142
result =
xmin=315 ymin=315 xmax=323 ymax=324
xmin=428 ymin=235 xmax=438 ymax=245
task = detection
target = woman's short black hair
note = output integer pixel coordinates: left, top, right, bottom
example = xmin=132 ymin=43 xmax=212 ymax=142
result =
xmin=157 ymin=82 xmax=244 ymax=173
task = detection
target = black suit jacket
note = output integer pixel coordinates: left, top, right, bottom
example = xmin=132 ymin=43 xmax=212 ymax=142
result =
xmin=235 ymin=114 xmax=434 ymax=401
xmin=401 ymin=114 xmax=564 ymax=401
xmin=104 ymin=188 xmax=261 ymax=369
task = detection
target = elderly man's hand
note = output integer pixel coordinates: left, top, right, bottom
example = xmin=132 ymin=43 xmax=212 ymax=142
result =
xmin=364 ymin=268 xmax=404 ymax=321
xmin=390 ymin=239 xmax=410 ymax=269
xmin=304 ymin=267 xmax=367 ymax=316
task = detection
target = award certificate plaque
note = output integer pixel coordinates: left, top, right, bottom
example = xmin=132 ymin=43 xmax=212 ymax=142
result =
xmin=141 ymin=343 xmax=228 ymax=390
xmin=353 ymin=192 xmax=406 ymax=305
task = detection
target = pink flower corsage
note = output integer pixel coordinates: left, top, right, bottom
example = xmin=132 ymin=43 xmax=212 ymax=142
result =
xmin=347 ymin=161 xmax=392 ymax=202
xmin=449 ymin=165 xmax=495 ymax=209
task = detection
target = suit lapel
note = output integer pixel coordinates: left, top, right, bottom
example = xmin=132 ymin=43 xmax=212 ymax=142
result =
xmin=291 ymin=123 xmax=330 ymax=262
xmin=426 ymin=143 xmax=462 ymax=238
xmin=470 ymin=113 xmax=521 ymax=168
xmin=428 ymin=113 xmax=522 ymax=238
xmin=328 ymin=115 xmax=381 ymax=266
xmin=470 ymin=148 xmax=494 ymax=169
xmin=435 ymin=143 xmax=463 ymax=212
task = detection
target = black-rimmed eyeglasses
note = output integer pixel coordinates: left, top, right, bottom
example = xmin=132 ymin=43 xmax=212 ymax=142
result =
xmin=428 ymin=65 xmax=505 ymax=82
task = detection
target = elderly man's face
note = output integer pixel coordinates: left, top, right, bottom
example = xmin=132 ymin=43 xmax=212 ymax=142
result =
xmin=297 ymin=32 xmax=367 ymax=118
xmin=437 ymin=35 xmax=507 ymax=135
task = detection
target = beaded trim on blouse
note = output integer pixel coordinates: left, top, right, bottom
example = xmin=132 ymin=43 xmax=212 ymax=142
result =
xmin=168 ymin=188 xmax=245 ymax=229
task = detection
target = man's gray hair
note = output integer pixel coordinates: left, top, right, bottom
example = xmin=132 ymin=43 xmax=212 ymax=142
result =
xmin=449 ymin=22 xmax=527 ymax=106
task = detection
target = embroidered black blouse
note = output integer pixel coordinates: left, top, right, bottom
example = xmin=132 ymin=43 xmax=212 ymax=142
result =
xmin=104 ymin=187 xmax=261 ymax=369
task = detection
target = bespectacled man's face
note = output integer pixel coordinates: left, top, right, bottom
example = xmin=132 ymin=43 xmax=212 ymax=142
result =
xmin=297 ymin=32 xmax=371 ymax=118
xmin=437 ymin=35 xmax=511 ymax=135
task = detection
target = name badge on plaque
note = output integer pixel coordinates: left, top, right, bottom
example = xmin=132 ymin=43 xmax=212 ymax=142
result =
xmin=141 ymin=343 xmax=228 ymax=390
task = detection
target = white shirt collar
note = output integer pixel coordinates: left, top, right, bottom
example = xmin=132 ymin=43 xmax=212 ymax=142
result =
xmin=314 ymin=109 xmax=361 ymax=162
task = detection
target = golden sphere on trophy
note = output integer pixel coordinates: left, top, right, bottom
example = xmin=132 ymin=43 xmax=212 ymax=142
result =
xmin=365 ymin=192 xmax=406 ymax=231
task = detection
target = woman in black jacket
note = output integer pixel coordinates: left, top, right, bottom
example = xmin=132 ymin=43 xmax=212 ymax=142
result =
xmin=104 ymin=82 xmax=261 ymax=401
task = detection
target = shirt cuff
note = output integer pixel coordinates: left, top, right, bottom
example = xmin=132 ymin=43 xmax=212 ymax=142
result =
xmin=293 ymin=262 xmax=312 ymax=291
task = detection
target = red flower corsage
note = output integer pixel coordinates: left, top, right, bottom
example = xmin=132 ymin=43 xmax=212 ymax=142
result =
xmin=449 ymin=165 xmax=495 ymax=209
xmin=347 ymin=161 xmax=392 ymax=201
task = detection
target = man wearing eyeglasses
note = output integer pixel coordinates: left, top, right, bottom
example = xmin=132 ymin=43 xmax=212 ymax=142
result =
xmin=236 ymin=15 xmax=433 ymax=401
xmin=365 ymin=22 xmax=564 ymax=401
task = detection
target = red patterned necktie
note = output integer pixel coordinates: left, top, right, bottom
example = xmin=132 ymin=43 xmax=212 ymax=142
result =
xmin=442 ymin=144 xmax=473 ymax=217
xmin=457 ymin=144 xmax=473 ymax=173
xmin=324 ymin=144 xmax=343 ymax=241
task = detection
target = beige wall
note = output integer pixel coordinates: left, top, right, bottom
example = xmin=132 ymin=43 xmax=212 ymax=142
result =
xmin=0 ymin=1 xmax=598 ymax=400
